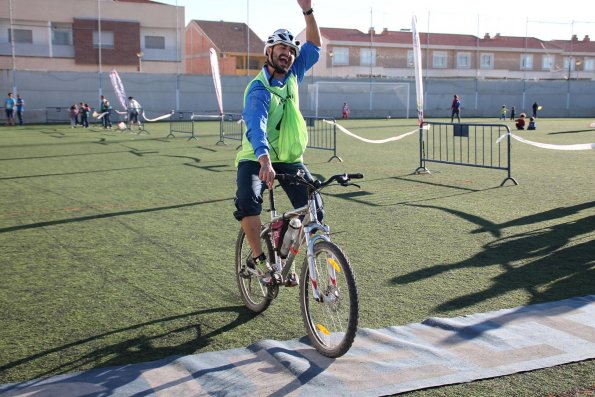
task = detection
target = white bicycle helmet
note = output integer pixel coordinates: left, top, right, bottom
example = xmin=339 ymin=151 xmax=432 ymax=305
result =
xmin=264 ymin=29 xmax=300 ymax=57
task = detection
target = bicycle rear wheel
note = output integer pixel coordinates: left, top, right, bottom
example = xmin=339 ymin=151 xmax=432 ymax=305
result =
xmin=300 ymin=241 xmax=358 ymax=358
xmin=235 ymin=227 xmax=277 ymax=313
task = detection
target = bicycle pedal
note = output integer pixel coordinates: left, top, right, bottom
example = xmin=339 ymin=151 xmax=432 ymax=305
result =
xmin=284 ymin=273 xmax=299 ymax=287
xmin=239 ymin=266 xmax=252 ymax=279
xmin=273 ymin=272 xmax=283 ymax=284
xmin=262 ymin=271 xmax=282 ymax=286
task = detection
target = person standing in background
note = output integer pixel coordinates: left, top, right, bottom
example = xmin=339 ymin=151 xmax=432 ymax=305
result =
xmin=500 ymin=105 xmax=507 ymax=120
xmin=100 ymin=98 xmax=112 ymax=129
xmin=128 ymin=96 xmax=142 ymax=130
xmin=16 ymin=94 xmax=25 ymax=126
xmin=451 ymin=94 xmax=461 ymax=123
xmin=4 ymin=92 xmax=16 ymax=126
xmin=69 ymin=104 xmax=78 ymax=128
xmin=81 ymin=103 xmax=90 ymax=128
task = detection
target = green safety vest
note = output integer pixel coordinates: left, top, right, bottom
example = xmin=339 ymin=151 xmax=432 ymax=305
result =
xmin=235 ymin=71 xmax=307 ymax=166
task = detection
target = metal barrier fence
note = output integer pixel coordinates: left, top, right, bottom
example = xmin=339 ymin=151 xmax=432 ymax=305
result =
xmin=45 ymin=107 xmax=72 ymax=124
xmin=305 ymin=116 xmax=341 ymax=162
xmin=416 ymin=121 xmax=518 ymax=186
xmin=44 ymin=106 xmax=122 ymax=127
xmin=167 ymin=111 xmax=197 ymax=140
xmin=216 ymin=114 xmax=341 ymax=162
xmin=217 ymin=113 xmax=244 ymax=145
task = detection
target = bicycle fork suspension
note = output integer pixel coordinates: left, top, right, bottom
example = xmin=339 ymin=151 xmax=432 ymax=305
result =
xmin=306 ymin=232 xmax=332 ymax=302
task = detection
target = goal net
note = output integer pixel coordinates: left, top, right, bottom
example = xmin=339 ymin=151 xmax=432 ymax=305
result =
xmin=309 ymin=81 xmax=410 ymax=119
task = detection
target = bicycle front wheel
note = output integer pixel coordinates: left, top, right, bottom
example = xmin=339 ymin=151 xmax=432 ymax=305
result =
xmin=300 ymin=241 xmax=359 ymax=358
xmin=235 ymin=227 xmax=277 ymax=313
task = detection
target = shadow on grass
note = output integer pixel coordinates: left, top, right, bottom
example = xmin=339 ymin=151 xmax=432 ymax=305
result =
xmin=0 ymin=197 xmax=233 ymax=234
xmin=0 ymin=164 xmax=165 ymax=180
xmin=161 ymin=155 xmax=234 ymax=172
xmin=0 ymin=306 xmax=258 ymax=385
xmin=326 ymin=174 xmax=500 ymax=207
xmin=548 ymin=129 xmax=594 ymax=135
xmin=392 ymin=202 xmax=595 ymax=312
xmin=0 ymin=149 xmax=132 ymax=161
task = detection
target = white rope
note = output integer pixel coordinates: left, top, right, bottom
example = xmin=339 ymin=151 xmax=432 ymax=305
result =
xmin=93 ymin=111 xmax=109 ymax=120
xmin=497 ymin=133 xmax=595 ymax=151
xmin=142 ymin=110 xmax=174 ymax=122
xmin=191 ymin=114 xmax=223 ymax=120
xmin=322 ymin=119 xmax=424 ymax=144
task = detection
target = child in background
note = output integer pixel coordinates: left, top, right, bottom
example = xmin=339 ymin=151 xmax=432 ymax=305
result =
xmin=342 ymin=102 xmax=350 ymax=119
xmin=69 ymin=104 xmax=78 ymax=128
xmin=515 ymin=113 xmax=526 ymax=130
xmin=527 ymin=117 xmax=536 ymax=130
xmin=500 ymin=105 xmax=507 ymax=120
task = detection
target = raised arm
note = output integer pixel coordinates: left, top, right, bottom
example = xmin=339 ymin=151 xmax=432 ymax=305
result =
xmin=298 ymin=0 xmax=321 ymax=47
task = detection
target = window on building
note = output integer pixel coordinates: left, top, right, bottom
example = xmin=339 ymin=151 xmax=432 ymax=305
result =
xmin=432 ymin=51 xmax=447 ymax=68
xmin=407 ymin=50 xmax=414 ymax=67
xmin=480 ymin=53 xmax=494 ymax=69
xmin=521 ymin=54 xmax=533 ymax=70
xmin=8 ymin=28 xmax=33 ymax=43
xmin=360 ymin=48 xmax=376 ymax=66
xmin=332 ymin=47 xmax=349 ymax=65
xmin=52 ymin=23 xmax=72 ymax=45
xmin=93 ymin=31 xmax=114 ymax=48
xmin=562 ymin=57 xmax=576 ymax=72
xmin=145 ymin=35 xmax=165 ymax=49
xmin=584 ymin=58 xmax=594 ymax=71
xmin=457 ymin=52 xmax=471 ymax=68
xmin=541 ymin=55 xmax=554 ymax=70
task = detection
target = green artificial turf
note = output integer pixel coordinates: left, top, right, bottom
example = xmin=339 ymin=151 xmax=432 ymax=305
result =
xmin=0 ymin=118 xmax=593 ymax=395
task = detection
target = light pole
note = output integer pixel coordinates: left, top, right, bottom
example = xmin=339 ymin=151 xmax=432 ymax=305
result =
xmin=97 ymin=0 xmax=103 ymax=97
xmin=9 ymin=0 xmax=17 ymax=93
xmin=175 ymin=0 xmax=180 ymax=111
xmin=136 ymin=51 xmax=143 ymax=72
xmin=329 ymin=50 xmax=334 ymax=78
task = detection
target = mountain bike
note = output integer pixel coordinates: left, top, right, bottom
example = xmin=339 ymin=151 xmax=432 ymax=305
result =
xmin=235 ymin=171 xmax=363 ymax=358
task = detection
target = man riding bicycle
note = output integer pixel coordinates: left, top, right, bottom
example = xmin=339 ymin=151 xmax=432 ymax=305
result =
xmin=233 ymin=0 xmax=321 ymax=286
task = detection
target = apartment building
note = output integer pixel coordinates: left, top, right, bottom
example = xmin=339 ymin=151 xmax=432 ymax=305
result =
xmin=185 ymin=19 xmax=264 ymax=76
xmin=301 ymin=27 xmax=595 ymax=81
xmin=1 ymin=0 xmax=592 ymax=81
xmin=0 ymin=0 xmax=184 ymax=74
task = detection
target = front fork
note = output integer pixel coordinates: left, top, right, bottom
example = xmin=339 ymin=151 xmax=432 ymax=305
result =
xmin=304 ymin=222 xmax=333 ymax=302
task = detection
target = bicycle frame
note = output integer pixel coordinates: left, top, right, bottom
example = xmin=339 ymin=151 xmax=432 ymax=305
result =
xmin=237 ymin=171 xmax=363 ymax=357
xmin=264 ymin=183 xmax=329 ymax=301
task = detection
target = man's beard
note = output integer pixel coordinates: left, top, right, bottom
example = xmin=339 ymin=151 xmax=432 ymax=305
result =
xmin=273 ymin=63 xmax=289 ymax=74
xmin=269 ymin=52 xmax=291 ymax=74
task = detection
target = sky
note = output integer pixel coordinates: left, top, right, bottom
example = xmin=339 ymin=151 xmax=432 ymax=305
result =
xmin=157 ymin=0 xmax=594 ymax=42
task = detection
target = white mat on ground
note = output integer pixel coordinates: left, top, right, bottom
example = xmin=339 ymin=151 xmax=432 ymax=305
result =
xmin=1 ymin=295 xmax=594 ymax=396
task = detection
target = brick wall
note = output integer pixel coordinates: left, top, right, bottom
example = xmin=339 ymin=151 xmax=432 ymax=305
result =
xmin=73 ymin=19 xmax=140 ymax=66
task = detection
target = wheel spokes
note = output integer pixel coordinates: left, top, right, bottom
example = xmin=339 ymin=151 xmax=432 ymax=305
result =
xmin=311 ymin=252 xmax=350 ymax=345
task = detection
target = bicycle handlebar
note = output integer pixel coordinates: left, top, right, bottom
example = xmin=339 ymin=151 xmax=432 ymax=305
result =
xmin=346 ymin=173 xmax=364 ymax=180
xmin=275 ymin=172 xmax=363 ymax=190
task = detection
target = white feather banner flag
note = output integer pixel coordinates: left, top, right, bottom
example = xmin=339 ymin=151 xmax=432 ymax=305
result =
xmin=412 ymin=15 xmax=424 ymax=126
xmin=209 ymin=48 xmax=224 ymax=115
xmin=109 ymin=69 xmax=127 ymax=111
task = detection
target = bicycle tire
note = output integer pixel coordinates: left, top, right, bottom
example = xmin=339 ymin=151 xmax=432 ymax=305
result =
xmin=299 ymin=241 xmax=359 ymax=358
xmin=235 ymin=227 xmax=278 ymax=313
